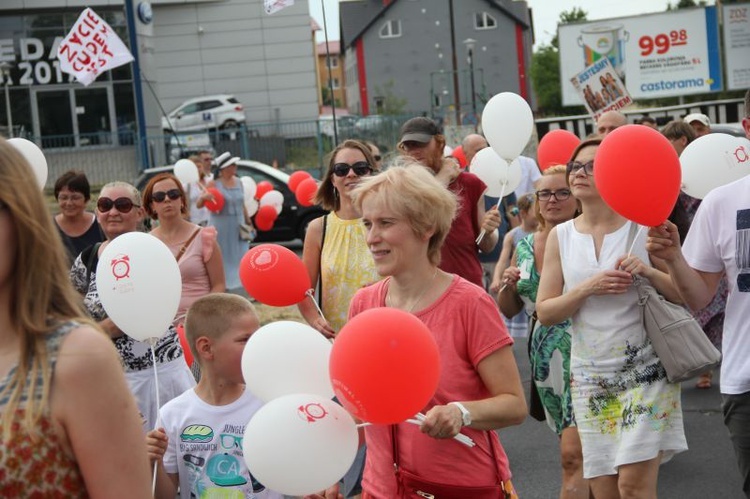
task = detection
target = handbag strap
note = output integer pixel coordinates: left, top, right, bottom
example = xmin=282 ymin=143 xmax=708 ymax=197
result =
xmin=175 ymin=227 xmax=201 ymax=263
xmin=317 ymin=214 xmax=328 ymax=310
xmin=390 ymin=422 xmax=504 ymax=485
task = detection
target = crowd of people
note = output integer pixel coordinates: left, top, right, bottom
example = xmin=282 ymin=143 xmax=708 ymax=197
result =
xmin=0 ymin=88 xmax=748 ymax=498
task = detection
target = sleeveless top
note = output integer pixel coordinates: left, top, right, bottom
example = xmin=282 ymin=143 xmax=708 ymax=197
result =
xmin=0 ymin=322 xmax=88 ymax=497
xmin=320 ymin=213 xmax=380 ymax=333
xmin=165 ymin=226 xmax=217 ymax=322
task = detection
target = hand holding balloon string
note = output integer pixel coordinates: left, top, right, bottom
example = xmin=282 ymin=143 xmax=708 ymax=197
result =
xmin=356 ymin=412 xmax=475 ymax=447
xmin=476 ymin=180 xmax=508 ymax=245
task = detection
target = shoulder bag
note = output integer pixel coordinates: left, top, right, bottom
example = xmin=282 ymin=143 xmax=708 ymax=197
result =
xmin=626 ymin=223 xmax=722 ymax=383
xmin=391 ymin=426 xmax=513 ymax=499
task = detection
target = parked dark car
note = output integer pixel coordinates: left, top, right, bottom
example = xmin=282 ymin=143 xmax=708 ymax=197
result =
xmin=134 ymin=160 xmax=326 ymax=242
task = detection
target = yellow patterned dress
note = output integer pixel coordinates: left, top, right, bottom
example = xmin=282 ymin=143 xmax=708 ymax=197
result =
xmin=320 ymin=213 xmax=380 ymax=333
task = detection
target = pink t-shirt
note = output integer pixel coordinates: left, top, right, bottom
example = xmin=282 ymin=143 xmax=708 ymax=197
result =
xmin=349 ymin=274 xmax=514 ymax=498
xmin=441 ymin=172 xmax=486 ymax=287
xmin=169 ymin=226 xmax=217 ymax=321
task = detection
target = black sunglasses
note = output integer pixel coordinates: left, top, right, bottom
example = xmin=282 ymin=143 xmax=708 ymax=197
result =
xmin=152 ymin=189 xmax=181 ymax=203
xmin=97 ymin=197 xmax=139 ymax=213
xmin=332 ymin=162 xmax=372 ymax=177
xmin=566 ymin=160 xmax=594 ymax=176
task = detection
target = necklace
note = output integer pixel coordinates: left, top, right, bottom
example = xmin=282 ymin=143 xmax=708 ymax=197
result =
xmin=386 ymin=268 xmax=439 ymax=314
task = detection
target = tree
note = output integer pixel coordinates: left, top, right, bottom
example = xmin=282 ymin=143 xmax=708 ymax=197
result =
xmin=530 ymin=8 xmax=588 ymax=116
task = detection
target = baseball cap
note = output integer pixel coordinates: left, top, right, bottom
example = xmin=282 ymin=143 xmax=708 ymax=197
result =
xmin=399 ymin=117 xmax=440 ymax=145
xmin=684 ymin=113 xmax=710 ymax=127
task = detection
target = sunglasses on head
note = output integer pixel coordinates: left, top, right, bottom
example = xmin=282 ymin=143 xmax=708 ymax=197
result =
xmin=332 ymin=162 xmax=372 ymax=177
xmin=152 ymin=189 xmax=181 ymax=203
xmin=97 ymin=197 xmax=139 ymax=213
xmin=566 ymin=160 xmax=594 ymax=176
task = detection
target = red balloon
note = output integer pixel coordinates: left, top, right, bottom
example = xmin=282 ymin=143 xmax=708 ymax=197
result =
xmin=254 ymin=205 xmax=278 ymax=231
xmin=239 ymin=244 xmax=312 ymax=306
xmin=295 ymin=177 xmax=318 ymax=207
xmin=255 ymin=181 xmax=274 ymax=200
xmin=451 ymin=145 xmax=468 ymax=168
xmin=538 ymin=129 xmax=581 ymax=171
xmin=288 ymin=170 xmax=313 ymax=193
xmin=595 ymin=125 xmax=681 ymax=227
xmin=176 ymin=323 xmax=194 ymax=368
xmin=329 ymin=308 xmax=441 ymax=425
xmin=203 ymin=187 xmax=225 ymax=213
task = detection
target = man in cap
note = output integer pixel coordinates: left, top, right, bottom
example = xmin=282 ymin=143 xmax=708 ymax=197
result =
xmin=398 ymin=117 xmax=501 ymax=287
xmin=684 ymin=113 xmax=711 ymax=138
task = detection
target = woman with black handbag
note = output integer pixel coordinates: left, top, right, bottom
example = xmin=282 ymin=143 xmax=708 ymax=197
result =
xmin=536 ymin=139 xmax=687 ymax=498
xmin=498 ymin=165 xmax=589 ymax=499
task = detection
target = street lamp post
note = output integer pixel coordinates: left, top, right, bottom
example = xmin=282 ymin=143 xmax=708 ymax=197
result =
xmin=0 ymin=62 xmax=12 ymax=138
xmin=463 ymin=38 xmax=477 ymax=132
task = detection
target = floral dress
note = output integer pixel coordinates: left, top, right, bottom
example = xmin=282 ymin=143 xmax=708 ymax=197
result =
xmin=0 ymin=322 xmax=88 ymax=497
xmin=516 ymin=233 xmax=575 ymax=435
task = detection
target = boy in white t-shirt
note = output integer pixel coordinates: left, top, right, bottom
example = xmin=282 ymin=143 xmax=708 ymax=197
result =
xmin=146 ymin=294 xmax=281 ymax=499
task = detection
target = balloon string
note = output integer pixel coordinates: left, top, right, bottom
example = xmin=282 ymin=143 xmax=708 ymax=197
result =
xmin=475 ymin=181 xmax=508 ymax=246
xmin=150 ymin=338 xmax=161 ymax=496
xmin=357 ymin=415 xmax=474 ymax=447
xmin=627 ymin=225 xmax=644 ymax=258
xmin=305 ymin=289 xmax=327 ymax=321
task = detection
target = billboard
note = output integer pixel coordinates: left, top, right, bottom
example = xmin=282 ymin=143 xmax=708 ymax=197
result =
xmin=559 ymin=7 xmax=722 ymax=106
xmin=571 ymin=58 xmax=633 ymax=122
xmin=723 ymin=3 xmax=750 ymax=90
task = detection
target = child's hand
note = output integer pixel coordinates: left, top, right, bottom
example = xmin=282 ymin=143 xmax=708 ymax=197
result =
xmin=146 ymin=428 xmax=168 ymax=463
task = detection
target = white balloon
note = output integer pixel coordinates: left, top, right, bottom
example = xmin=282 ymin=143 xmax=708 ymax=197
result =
xmin=443 ymin=145 xmax=453 ymax=156
xmin=481 ymin=92 xmax=534 ymax=162
xmin=469 ymin=147 xmax=522 ymax=197
xmin=259 ymin=189 xmax=284 ymax=215
xmin=241 ymin=176 xmax=257 ymax=199
xmin=242 ymin=321 xmax=334 ymax=402
xmin=96 ymin=232 xmax=182 ymax=342
xmin=8 ymin=138 xmax=47 ymax=189
xmin=243 ymin=394 xmax=358 ymax=496
xmin=245 ymin=197 xmax=259 ymax=217
xmin=173 ymin=159 xmax=199 ymax=185
xmin=680 ymin=133 xmax=750 ymax=199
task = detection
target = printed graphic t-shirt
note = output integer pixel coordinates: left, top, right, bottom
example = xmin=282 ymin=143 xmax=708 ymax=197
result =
xmin=161 ymin=388 xmax=283 ymax=499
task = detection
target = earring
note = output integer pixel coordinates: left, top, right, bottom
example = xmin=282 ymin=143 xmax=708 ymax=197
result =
xmin=333 ymin=186 xmax=339 ymax=199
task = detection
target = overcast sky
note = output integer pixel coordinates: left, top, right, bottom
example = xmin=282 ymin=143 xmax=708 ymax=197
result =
xmin=309 ymin=0 xmax=712 ymax=48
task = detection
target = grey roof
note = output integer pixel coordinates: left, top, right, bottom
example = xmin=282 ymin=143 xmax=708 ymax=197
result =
xmin=341 ymin=0 xmax=530 ymax=48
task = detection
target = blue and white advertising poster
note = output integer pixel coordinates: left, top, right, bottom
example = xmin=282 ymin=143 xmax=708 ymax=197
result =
xmin=558 ymin=7 xmax=723 ymax=105
xmin=570 ymin=58 xmax=633 ymax=122
xmin=723 ymin=3 xmax=750 ymax=90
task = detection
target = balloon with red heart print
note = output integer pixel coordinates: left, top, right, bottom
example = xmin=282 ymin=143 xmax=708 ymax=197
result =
xmin=239 ymin=244 xmax=311 ymax=306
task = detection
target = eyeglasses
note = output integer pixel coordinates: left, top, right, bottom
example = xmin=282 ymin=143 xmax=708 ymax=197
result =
xmin=152 ymin=189 xmax=181 ymax=203
xmin=220 ymin=433 xmax=242 ymax=450
xmin=332 ymin=162 xmax=372 ymax=177
xmin=536 ymin=189 xmax=572 ymax=202
xmin=97 ymin=197 xmax=139 ymax=213
xmin=58 ymin=193 xmax=85 ymax=203
xmin=566 ymin=160 xmax=594 ymax=176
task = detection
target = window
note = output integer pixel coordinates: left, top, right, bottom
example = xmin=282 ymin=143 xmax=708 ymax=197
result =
xmin=199 ymin=100 xmax=223 ymax=111
xmin=379 ymin=20 xmax=402 ymax=39
xmin=474 ymin=12 xmax=497 ymax=30
xmin=331 ymin=78 xmax=340 ymax=89
xmin=326 ymin=56 xmax=338 ymax=68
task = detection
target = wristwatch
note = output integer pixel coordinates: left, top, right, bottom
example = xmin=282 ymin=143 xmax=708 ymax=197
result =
xmin=448 ymin=402 xmax=472 ymax=427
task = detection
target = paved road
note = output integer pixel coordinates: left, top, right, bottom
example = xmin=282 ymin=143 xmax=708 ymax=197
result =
xmin=502 ymin=335 xmax=744 ymax=498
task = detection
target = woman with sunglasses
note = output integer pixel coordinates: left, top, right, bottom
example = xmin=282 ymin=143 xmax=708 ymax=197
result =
xmin=0 ymin=140 xmax=152 ymax=496
xmin=498 ymin=165 xmax=589 ymax=499
xmin=53 ymin=169 xmax=105 ymax=264
xmin=143 ymin=173 xmax=225 ymax=334
xmin=70 ymin=182 xmax=196 ymax=433
xmin=536 ymin=139 xmax=687 ymax=498
xmin=207 ymin=154 xmax=254 ymax=290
